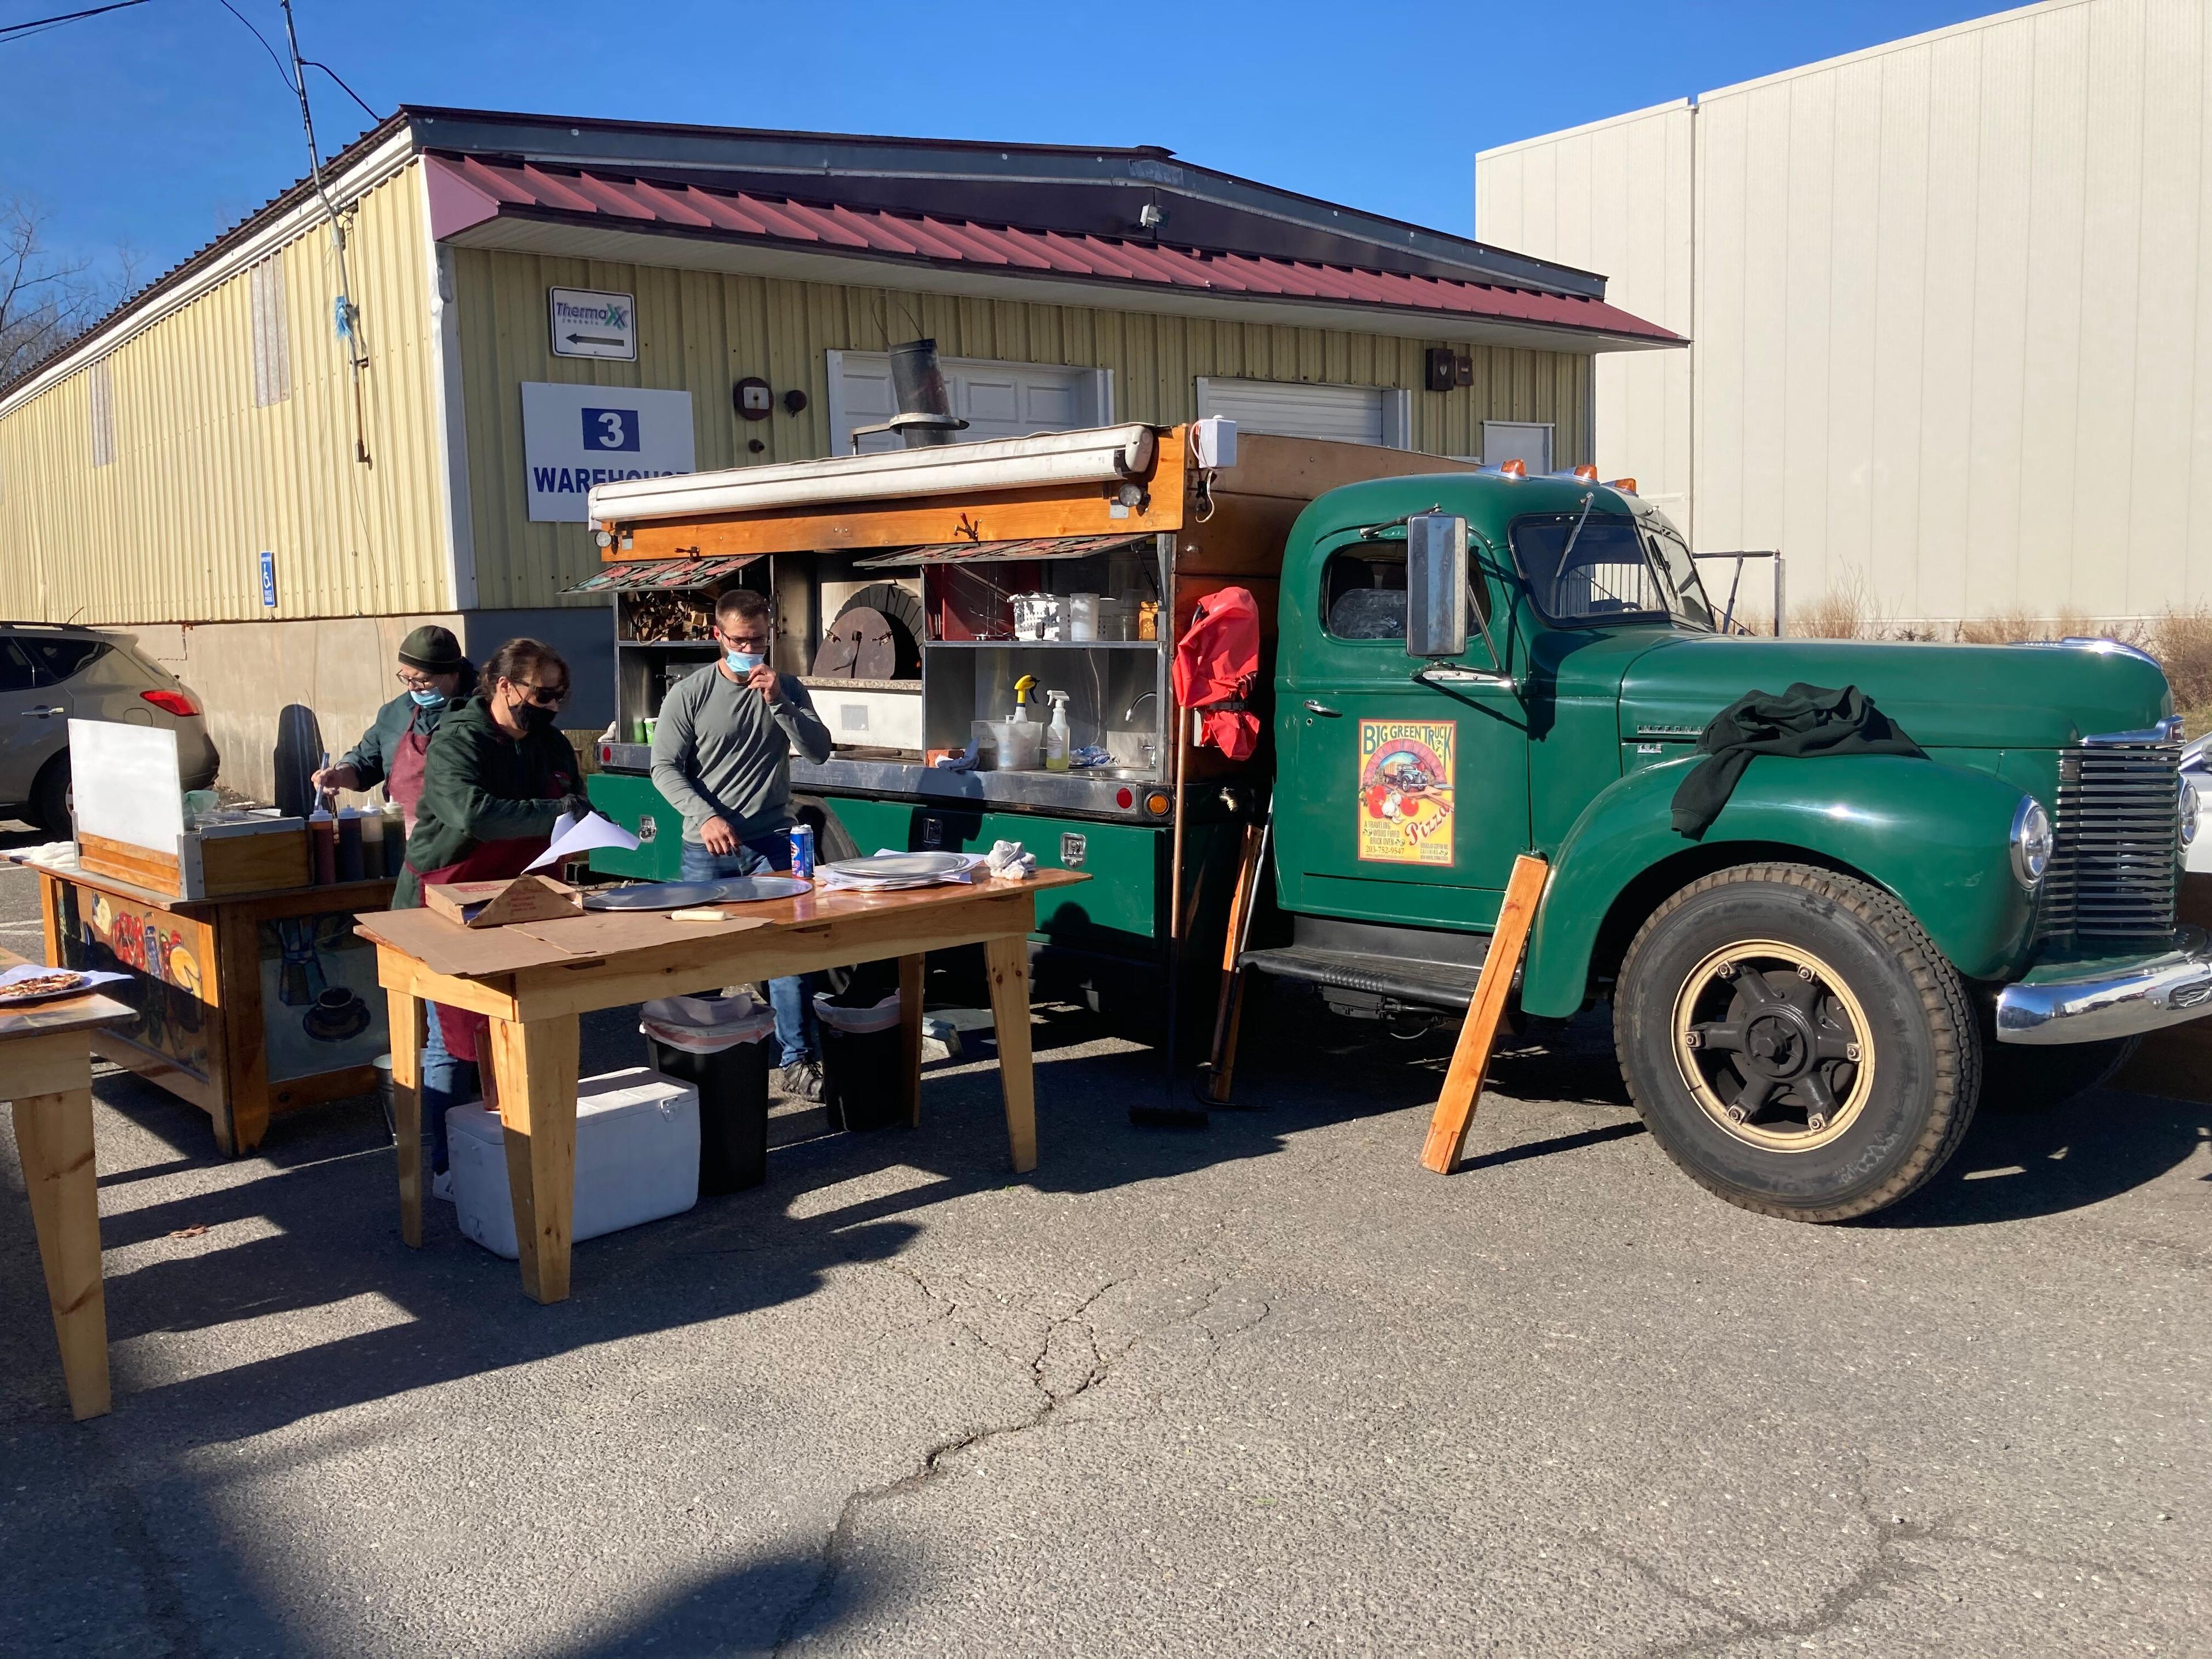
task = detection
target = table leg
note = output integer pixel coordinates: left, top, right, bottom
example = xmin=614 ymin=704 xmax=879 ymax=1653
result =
xmin=982 ymin=933 xmax=1037 ymax=1174
xmin=386 ymin=988 xmax=424 ymax=1248
xmin=899 ymin=953 xmax=925 ymax=1128
xmin=12 ymin=1077 xmax=110 ymax=1421
xmin=488 ymin=1013 xmax=580 ymax=1305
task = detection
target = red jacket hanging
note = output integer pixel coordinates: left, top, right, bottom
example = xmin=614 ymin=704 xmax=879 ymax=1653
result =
xmin=1172 ymin=588 xmax=1262 ymax=761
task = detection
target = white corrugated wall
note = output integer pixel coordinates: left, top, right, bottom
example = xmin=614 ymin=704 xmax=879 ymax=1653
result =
xmin=1477 ymin=0 xmax=2212 ymax=630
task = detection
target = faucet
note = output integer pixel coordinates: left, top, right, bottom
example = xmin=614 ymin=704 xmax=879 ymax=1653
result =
xmin=1122 ymin=690 xmax=1158 ymax=722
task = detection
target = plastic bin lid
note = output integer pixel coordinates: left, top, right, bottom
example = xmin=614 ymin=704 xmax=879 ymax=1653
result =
xmin=444 ymin=1067 xmax=698 ymax=1148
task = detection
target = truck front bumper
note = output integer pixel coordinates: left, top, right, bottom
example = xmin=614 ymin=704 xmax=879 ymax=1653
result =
xmin=1994 ymin=927 xmax=2212 ymax=1044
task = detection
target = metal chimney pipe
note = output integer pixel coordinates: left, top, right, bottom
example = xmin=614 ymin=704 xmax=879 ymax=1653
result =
xmin=887 ymin=338 xmax=959 ymax=448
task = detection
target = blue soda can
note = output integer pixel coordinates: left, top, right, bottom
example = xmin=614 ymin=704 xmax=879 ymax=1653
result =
xmin=789 ymin=823 xmax=816 ymax=879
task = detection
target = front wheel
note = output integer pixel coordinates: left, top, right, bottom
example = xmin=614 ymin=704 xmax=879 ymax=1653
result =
xmin=1614 ymin=862 xmax=1981 ymax=1222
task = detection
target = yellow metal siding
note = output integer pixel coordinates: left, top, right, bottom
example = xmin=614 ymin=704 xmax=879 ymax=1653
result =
xmin=453 ymin=249 xmax=1592 ymax=611
xmin=0 ymin=161 xmax=446 ymax=626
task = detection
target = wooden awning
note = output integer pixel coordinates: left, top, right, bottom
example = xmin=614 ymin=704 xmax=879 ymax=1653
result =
xmin=852 ymin=533 xmax=1154 ymax=570
xmin=562 ymin=554 xmax=760 ymax=593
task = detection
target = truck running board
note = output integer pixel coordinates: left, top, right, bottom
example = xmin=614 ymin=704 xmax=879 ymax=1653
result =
xmin=1234 ymin=945 xmax=1488 ymax=1012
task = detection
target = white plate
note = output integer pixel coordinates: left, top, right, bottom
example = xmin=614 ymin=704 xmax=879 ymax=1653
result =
xmin=826 ymin=852 xmax=970 ymax=880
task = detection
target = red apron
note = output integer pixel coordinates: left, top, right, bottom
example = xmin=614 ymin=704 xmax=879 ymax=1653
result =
xmin=419 ymin=833 xmax=552 ymax=1067
xmin=387 ymin=710 xmax=433 ymax=831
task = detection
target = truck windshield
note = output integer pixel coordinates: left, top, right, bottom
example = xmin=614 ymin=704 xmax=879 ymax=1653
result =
xmin=1510 ymin=512 xmax=1716 ymax=631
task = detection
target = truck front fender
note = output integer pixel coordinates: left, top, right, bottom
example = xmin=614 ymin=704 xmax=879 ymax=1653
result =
xmin=1519 ymin=753 xmax=2039 ymax=1017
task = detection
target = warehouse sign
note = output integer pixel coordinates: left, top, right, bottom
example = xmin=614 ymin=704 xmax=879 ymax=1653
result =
xmin=548 ymin=287 xmax=637 ymax=359
xmin=520 ymin=382 xmax=696 ymax=523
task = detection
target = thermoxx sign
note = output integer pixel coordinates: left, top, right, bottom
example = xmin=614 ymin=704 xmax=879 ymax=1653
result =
xmin=520 ymin=382 xmax=695 ymax=523
xmin=548 ymin=287 xmax=637 ymax=359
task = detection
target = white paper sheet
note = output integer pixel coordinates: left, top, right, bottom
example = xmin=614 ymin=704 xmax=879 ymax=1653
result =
xmin=526 ymin=810 xmax=641 ymax=872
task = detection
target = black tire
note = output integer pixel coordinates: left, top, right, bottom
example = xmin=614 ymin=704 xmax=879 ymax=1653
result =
xmin=28 ymin=754 xmax=70 ymax=835
xmin=1980 ymin=1033 xmax=2142 ymax=1111
xmin=1613 ymin=862 xmax=1980 ymax=1223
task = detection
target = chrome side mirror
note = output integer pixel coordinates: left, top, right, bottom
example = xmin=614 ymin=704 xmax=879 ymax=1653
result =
xmin=1405 ymin=514 xmax=1469 ymax=660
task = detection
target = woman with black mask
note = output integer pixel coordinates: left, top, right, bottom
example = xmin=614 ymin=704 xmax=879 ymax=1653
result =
xmin=395 ymin=637 xmax=587 ymax=1191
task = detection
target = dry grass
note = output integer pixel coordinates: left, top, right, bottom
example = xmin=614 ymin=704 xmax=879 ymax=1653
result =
xmin=2152 ymin=605 xmax=2212 ymax=719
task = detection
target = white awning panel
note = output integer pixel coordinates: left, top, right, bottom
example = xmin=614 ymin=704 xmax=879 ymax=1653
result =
xmin=588 ymin=423 xmax=1158 ymax=525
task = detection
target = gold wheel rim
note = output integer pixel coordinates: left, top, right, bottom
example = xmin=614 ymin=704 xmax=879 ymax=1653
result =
xmin=1669 ymin=938 xmax=1874 ymax=1153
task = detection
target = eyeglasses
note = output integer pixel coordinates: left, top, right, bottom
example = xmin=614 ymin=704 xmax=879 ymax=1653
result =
xmin=717 ymin=627 xmax=771 ymax=650
xmin=395 ymin=670 xmax=440 ymax=691
xmin=512 ymin=681 xmax=567 ymax=709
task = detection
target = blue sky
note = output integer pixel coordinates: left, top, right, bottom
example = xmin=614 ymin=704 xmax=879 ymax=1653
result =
xmin=6 ymin=0 xmax=2010 ymax=285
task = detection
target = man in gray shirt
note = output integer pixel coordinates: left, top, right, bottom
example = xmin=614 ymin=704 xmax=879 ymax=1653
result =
xmin=652 ymin=588 xmax=834 ymax=1095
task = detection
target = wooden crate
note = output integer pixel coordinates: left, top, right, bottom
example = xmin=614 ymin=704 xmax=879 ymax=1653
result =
xmin=80 ymin=823 xmax=309 ymax=901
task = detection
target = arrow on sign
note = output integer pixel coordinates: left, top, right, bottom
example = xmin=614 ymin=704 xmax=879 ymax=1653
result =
xmin=565 ymin=332 xmax=626 ymax=347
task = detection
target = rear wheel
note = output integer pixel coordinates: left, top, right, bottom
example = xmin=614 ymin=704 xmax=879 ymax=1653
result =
xmin=1614 ymin=862 xmax=1980 ymax=1222
xmin=29 ymin=754 xmax=70 ymax=835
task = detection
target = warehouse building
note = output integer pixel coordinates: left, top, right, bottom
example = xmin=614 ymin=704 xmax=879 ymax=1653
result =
xmin=1476 ymin=0 xmax=2212 ymax=635
xmin=0 ymin=108 xmax=1676 ymax=797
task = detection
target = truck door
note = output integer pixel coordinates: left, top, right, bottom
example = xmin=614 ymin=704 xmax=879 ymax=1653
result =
xmin=1274 ymin=531 xmax=1528 ymax=932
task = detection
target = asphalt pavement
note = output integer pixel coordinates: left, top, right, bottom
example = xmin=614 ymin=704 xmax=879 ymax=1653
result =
xmin=0 ymin=842 xmax=2206 ymax=1657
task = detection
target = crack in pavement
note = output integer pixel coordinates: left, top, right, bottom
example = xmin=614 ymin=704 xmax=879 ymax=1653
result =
xmin=772 ymin=1233 xmax=1272 ymax=1654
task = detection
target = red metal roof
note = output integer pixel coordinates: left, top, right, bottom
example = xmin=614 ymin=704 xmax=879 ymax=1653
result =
xmin=425 ymin=154 xmax=1679 ymax=346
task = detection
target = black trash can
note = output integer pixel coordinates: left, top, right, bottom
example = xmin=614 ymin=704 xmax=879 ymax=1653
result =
xmin=645 ymin=1034 xmax=772 ymax=1195
xmin=815 ymin=990 xmax=905 ymax=1133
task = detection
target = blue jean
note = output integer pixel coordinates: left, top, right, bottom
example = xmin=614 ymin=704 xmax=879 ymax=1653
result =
xmin=419 ymin=1006 xmax=477 ymax=1176
xmin=681 ymin=834 xmax=819 ymax=1067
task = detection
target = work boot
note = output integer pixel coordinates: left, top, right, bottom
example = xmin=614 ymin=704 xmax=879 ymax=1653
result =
xmin=777 ymin=1058 xmax=824 ymax=1102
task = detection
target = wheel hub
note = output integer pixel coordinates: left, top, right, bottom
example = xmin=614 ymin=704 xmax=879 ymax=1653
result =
xmin=1670 ymin=941 xmax=1874 ymax=1153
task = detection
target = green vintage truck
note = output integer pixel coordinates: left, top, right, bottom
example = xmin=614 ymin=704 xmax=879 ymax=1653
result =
xmin=585 ymin=421 xmax=2212 ymax=1222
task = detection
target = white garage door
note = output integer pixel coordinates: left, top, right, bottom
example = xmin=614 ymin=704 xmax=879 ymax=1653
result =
xmin=827 ymin=352 xmax=1113 ymax=454
xmin=1194 ymin=377 xmax=1411 ymax=448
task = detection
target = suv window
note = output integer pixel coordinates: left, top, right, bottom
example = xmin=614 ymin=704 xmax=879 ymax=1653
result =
xmin=1322 ymin=544 xmax=1491 ymax=642
xmin=21 ymin=637 xmax=107 ymax=683
xmin=0 ymin=641 xmax=37 ymax=693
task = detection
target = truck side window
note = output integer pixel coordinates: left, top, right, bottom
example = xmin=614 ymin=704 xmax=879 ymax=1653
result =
xmin=1323 ymin=545 xmax=1490 ymax=642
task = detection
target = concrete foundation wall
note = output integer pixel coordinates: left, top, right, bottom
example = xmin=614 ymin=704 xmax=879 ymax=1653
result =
xmin=125 ymin=613 xmax=462 ymax=804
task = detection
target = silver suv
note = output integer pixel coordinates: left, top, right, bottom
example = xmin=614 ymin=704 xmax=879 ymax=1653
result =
xmin=0 ymin=624 xmax=221 ymax=832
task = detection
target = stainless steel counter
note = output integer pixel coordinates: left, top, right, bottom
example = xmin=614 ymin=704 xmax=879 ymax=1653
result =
xmin=791 ymin=756 xmax=1166 ymax=822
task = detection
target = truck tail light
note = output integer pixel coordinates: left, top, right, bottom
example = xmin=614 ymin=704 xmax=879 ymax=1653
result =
xmin=1608 ymin=477 xmax=1639 ymax=494
xmin=1144 ymin=790 xmax=1171 ymax=816
xmin=141 ymin=688 xmax=199 ymax=717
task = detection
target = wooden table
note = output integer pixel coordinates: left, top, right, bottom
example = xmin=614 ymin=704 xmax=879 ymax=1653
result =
xmin=19 ymin=858 xmax=396 ymax=1154
xmin=0 ymin=949 xmax=131 ymax=1419
xmin=355 ymin=869 xmax=1088 ymax=1304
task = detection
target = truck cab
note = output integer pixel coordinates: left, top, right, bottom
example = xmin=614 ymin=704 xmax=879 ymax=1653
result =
xmin=1260 ymin=467 xmax=2209 ymax=1219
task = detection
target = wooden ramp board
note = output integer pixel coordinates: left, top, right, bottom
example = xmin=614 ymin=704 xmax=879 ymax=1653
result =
xmin=1420 ymin=854 xmax=1550 ymax=1175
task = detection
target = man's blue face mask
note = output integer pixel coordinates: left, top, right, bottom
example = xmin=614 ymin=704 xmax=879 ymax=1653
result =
xmin=409 ymin=688 xmax=447 ymax=709
xmin=725 ymin=650 xmax=764 ymax=674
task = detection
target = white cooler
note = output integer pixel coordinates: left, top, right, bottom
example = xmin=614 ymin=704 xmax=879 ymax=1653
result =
xmin=446 ymin=1067 xmax=700 ymax=1259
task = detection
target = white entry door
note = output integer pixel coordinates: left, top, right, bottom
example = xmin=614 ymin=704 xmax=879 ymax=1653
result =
xmin=827 ymin=352 xmax=1113 ymax=454
xmin=1194 ymin=377 xmax=1411 ymax=448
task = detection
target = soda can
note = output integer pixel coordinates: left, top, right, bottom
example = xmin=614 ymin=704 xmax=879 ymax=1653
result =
xmin=789 ymin=822 xmax=816 ymax=880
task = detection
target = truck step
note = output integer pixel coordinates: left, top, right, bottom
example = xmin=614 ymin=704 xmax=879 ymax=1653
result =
xmin=1235 ymin=945 xmax=1487 ymax=1011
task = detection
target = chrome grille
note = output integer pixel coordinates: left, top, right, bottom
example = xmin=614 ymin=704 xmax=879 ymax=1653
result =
xmin=2040 ymin=734 xmax=2181 ymax=940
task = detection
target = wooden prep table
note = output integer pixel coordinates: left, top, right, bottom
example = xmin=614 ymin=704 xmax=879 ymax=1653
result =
xmin=17 ymin=856 xmax=397 ymax=1154
xmin=0 ymin=949 xmax=132 ymax=1419
xmin=355 ymin=869 xmax=1088 ymax=1304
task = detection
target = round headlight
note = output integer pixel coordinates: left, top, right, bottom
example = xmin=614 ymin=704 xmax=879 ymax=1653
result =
xmin=2011 ymin=796 xmax=2054 ymax=888
xmin=2181 ymin=777 xmax=2201 ymax=849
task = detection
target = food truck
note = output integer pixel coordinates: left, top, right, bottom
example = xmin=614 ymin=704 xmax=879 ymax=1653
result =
xmin=581 ymin=414 xmax=2212 ymax=1222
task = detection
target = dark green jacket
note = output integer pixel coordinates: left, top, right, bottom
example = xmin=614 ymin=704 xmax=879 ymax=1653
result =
xmin=339 ymin=669 xmax=476 ymax=792
xmin=394 ymin=695 xmax=577 ymax=908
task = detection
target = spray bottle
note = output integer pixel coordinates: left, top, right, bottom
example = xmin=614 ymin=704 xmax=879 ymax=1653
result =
xmin=1044 ymin=690 xmax=1073 ymax=772
xmin=1006 ymin=673 xmax=1041 ymax=769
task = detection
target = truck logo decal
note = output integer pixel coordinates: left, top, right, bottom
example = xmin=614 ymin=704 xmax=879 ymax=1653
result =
xmin=1358 ymin=721 xmax=1456 ymax=865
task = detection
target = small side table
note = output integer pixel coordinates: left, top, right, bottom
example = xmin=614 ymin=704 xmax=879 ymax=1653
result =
xmin=0 ymin=950 xmax=131 ymax=1419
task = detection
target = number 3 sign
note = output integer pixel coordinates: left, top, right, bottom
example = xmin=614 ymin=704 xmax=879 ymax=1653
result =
xmin=581 ymin=407 xmax=641 ymax=452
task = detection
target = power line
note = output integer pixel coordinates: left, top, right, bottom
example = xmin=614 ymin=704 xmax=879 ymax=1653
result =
xmin=211 ymin=0 xmax=293 ymax=93
xmin=0 ymin=0 xmax=154 ymax=42
xmin=302 ymin=58 xmax=376 ymax=122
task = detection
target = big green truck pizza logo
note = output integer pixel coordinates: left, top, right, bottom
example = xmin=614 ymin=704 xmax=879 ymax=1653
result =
xmin=1357 ymin=720 xmax=1455 ymax=865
